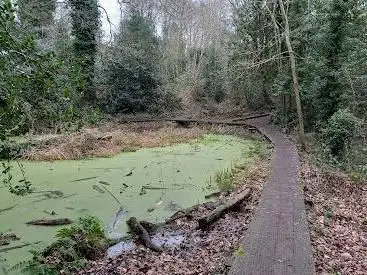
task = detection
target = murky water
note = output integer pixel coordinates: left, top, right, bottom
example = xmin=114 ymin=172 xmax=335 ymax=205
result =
xmin=0 ymin=134 xmax=263 ymax=273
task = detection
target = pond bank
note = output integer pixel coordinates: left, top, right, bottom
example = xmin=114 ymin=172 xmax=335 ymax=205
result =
xmin=77 ymin=148 xmax=271 ymax=275
xmin=0 ymin=131 xmax=268 ymax=274
xmin=12 ymin=121 xmax=262 ymax=161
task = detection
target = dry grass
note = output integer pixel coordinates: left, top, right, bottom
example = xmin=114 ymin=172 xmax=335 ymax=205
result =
xmin=22 ymin=120 xmax=263 ymax=161
xmin=22 ymin=122 xmax=218 ymax=161
xmin=233 ymin=155 xmax=271 ymax=191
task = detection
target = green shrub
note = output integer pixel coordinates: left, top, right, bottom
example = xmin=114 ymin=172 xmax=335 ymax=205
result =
xmin=0 ymin=140 xmax=28 ymax=159
xmin=321 ymin=109 xmax=361 ymax=158
xmin=15 ymin=216 xmax=109 ymax=274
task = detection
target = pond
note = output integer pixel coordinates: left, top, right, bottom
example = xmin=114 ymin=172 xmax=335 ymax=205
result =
xmin=0 ymin=134 xmax=263 ymax=273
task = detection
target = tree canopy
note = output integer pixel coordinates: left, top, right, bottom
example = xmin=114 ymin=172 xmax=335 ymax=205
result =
xmin=0 ymin=0 xmax=366 ymax=172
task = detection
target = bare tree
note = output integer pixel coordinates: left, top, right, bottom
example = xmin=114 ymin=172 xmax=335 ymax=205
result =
xmin=278 ymin=0 xmax=305 ymax=145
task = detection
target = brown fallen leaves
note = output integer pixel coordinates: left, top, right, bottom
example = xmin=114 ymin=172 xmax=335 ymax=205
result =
xmin=76 ymin=196 xmax=254 ymax=275
xmin=75 ymin=158 xmax=270 ymax=275
xmin=302 ymin=162 xmax=367 ymax=275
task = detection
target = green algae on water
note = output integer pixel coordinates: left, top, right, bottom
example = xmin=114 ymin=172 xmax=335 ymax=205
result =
xmin=0 ymin=134 xmax=265 ymax=274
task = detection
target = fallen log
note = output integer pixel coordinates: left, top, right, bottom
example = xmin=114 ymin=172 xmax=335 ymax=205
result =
xmin=97 ymin=134 xmax=112 ymax=141
xmin=26 ymin=218 xmax=73 ymax=226
xmin=127 ymin=217 xmax=162 ymax=252
xmin=125 ymin=168 xmax=135 ymax=177
xmin=70 ymin=176 xmax=98 ymax=183
xmin=231 ymin=113 xmax=270 ymax=121
xmin=99 ymin=181 xmax=110 ymax=186
xmin=166 ymin=201 xmax=221 ymax=223
xmin=198 ymin=188 xmax=252 ymax=229
xmin=166 ymin=204 xmax=200 ymax=223
xmin=140 ymin=221 xmax=162 ymax=234
xmin=93 ymin=185 xmax=105 ymax=194
xmin=0 ymin=241 xmax=41 ymax=253
xmin=204 ymin=191 xmax=222 ymax=199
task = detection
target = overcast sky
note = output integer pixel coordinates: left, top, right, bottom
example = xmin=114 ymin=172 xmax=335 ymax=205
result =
xmin=100 ymin=0 xmax=120 ymax=36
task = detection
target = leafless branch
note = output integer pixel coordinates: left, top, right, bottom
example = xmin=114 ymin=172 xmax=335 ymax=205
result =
xmin=98 ymin=5 xmax=114 ymax=44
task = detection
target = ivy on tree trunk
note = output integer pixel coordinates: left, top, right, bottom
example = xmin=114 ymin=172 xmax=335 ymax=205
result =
xmin=69 ymin=0 xmax=100 ymax=104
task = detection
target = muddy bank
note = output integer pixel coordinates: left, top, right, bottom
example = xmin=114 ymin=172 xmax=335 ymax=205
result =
xmin=76 ymin=156 xmax=271 ymax=275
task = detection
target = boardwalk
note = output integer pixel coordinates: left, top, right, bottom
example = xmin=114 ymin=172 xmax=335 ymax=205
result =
xmin=229 ymin=117 xmax=315 ymax=275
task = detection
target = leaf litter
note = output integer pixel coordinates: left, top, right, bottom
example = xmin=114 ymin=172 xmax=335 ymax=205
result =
xmin=76 ymin=156 xmax=271 ymax=275
xmin=302 ymin=161 xmax=367 ymax=275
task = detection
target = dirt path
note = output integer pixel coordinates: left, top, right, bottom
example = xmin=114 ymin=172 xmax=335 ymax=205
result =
xmin=229 ymin=117 xmax=315 ymax=275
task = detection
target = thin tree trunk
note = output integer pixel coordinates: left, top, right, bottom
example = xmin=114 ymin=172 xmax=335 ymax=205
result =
xmin=278 ymin=0 xmax=305 ymax=146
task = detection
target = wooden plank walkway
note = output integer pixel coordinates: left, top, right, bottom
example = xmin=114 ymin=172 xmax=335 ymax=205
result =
xmin=117 ymin=112 xmax=270 ymax=125
xmin=229 ymin=117 xmax=315 ymax=275
xmin=117 ymin=113 xmax=315 ymax=274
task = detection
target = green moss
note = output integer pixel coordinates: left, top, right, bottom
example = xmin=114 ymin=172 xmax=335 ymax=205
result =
xmin=246 ymin=140 xmax=266 ymax=158
xmin=196 ymin=134 xmax=222 ymax=145
xmin=234 ymin=246 xmax=246 ymax=257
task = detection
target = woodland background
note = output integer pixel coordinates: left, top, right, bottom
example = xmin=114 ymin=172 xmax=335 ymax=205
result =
xmin=1 ymin=0 xmax=366 ymax=175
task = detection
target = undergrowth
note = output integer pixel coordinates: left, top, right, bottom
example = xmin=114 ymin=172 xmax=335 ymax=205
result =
xmin=311 ymin=110 xmax=366 ymax=182
xmin=12 ymin=216 xmax=109 ymax=274
xmin=215 ymin=168 xmax=235 ymax=191
xmin=0 ymin=140 xmax=30 ymax=159
xmin=246 ymin=140 xmax=268 ymax=159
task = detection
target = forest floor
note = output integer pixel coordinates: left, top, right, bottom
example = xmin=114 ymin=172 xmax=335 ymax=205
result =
xmin=76 ymin=150 xmax=272 ymax=275
xmin=302 ymin=160 xmax=367 ymax=275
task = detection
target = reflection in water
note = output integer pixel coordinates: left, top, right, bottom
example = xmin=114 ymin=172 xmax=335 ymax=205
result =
xmin=107 ymin=240 xmax=135 ymax=259
xmin=151 ymin=232 xmax=185 ymax=248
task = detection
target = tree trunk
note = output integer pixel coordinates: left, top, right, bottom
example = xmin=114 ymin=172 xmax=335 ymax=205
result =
xmin=278 ymin=0 xmax=305 ymax=146
xmin=198 ymin=188 xmax=252 ymax=229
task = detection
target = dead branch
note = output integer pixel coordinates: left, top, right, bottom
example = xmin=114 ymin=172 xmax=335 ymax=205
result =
xmin=26 ymin=218 xmax=73 ymax=226
xmin=198 ymin=188 xmax=252 ymax=229
xmin=127 ymin=217 xmax=162 ymax=252
xmin=166 ymin=201 xmax=222 ymax=223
